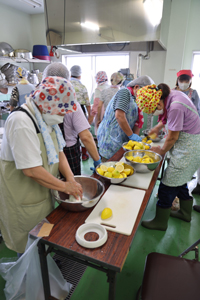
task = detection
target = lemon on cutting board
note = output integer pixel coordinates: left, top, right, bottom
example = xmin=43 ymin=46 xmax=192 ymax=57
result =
xmin=101 ymin=207 xmax=113 ymax=220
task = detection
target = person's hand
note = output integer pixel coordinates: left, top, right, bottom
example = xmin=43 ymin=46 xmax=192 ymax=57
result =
xmin=64 ymin=180 xmax=83 ymax=200
xmin=90 ymin=158 xmax=102 ymax=173
xmin=148 ymin=128 xmax=159 ymax=137
xmin=128 ymin=133 xmax=142 ymax=142
xmin=151 ymin=146 xmax=164 ymax=156
xmin=88 ymin=115 xmax=94 ymax=125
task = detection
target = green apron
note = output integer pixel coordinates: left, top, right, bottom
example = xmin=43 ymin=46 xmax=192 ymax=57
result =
xmin=162 ymin=101 xmax=200 ymax=187
xmin=0 ymin=131 xmax=59 ymax=253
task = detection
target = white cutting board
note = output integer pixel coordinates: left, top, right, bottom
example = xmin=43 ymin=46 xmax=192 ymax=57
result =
xmin=85 ymin=185 xmax=145 ymax=236
xmin=119 ymin=157 xmax=154 ymax=190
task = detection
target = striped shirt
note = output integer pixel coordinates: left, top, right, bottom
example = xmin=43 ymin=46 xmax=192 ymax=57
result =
xmin=113 ymin=88 xmax=144 ymax=128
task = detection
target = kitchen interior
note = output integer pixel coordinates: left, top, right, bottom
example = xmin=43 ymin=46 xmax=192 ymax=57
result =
xmin=0 ymin=0 xmax=200 ymax=300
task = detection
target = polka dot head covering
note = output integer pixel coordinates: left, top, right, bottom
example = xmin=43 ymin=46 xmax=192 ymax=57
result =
xmin=136 ymin=84 xmax=162 ymax=114
xmin=95 ymin=71 xmax=108 ymax=84
xmin=30 ymin=76 xmax=77 ymax=115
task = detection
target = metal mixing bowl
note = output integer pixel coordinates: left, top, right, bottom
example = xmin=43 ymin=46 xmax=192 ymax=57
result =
xmin=95 ymin=161 xmax=135 ymax=184
xmin=124 ymin=150 xmax=162 ymax=173
xmin=122 ymin=141 xmax=151 ymax=151
xmin=142 ymin=129 xmax=165 ymax=142
xmin=51 ymin=176 xmax=105 ymax=212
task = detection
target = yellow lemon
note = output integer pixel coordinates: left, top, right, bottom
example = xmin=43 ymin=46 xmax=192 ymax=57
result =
xmin=142 ymin=137 xmax=148 ymax=142
xmin=100 ymin=164 xmax=108 ymax=172
xmin=121 ymin=172 xmax=127 ymax=178
xmin=146 ymin=140 xmax=152 ymax=144
xmin=96 ymin=168 xmax=104 ymax=176
xmin=124 ymin=145 xmax=132 ymax=150
xmin=129 ymin=169 xmax=134 ymax=175
xmin=149 ymin=133 xmax=157 ymax=140
xmin=119 ymin=174 xmax=124 ymax=178
xmin=115 ymin=162 xmax=124 ymax=166
xmin=107 ymin=166 xmax=115 ymax=173
xmin=115 ymin=164 xmax=124 ymax=173
xmin=104 ymin=171 xmax=112 ymax=178
xmin=123 ymin=168 xmax=131 ymax=176
xmin=112 ymin=170 xmax=120 ymax=178
xmin=144 ymin=145 xmax=150 ymax=150
xmin=101 ymin=207 xmax=113 ymax=220
xmin=134 ymin=146 xmax=141 ymax=150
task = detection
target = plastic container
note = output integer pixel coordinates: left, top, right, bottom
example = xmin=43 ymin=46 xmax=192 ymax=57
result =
xmin=32 ymin=45 xmax=50 ymax=61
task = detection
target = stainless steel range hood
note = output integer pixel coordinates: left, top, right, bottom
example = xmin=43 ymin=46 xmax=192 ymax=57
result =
xmin=44 ymin=0 xmax=170 ymax=52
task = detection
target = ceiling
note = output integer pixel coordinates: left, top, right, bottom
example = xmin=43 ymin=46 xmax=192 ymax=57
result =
xmin=0 ymin=0 xmax=44 ymax=14
xmin=0 ymin=0 xmax=166 ymax=52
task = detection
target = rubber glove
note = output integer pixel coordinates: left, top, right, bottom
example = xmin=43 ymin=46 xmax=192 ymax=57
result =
xmin=90 ymin=158 xmax=102 ymax=172
xmin=128 ymin=133 xmax=142 ymax=142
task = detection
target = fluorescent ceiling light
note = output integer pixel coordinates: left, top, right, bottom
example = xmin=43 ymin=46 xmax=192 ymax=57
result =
xmin=81 ymin=22 xmax=99 ymax=31
xmin=143 ymin=0 xmax=163 ymax=27
xmin=19 ymin=0 xmax=42 ymax=8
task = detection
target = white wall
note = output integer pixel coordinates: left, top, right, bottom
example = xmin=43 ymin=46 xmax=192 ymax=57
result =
xmin=129 ymin=51 xmax=166 ymax=85
xmin=0 ymin=4 xmax=32 ymax=50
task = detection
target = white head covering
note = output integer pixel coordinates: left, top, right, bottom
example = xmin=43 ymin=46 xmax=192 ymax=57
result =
xmin=42 ymin=63 xmax=70 ymax=80
xmin=127 ymin=75 xmax=155 ymax=88
xmin=70 ymin=65 xmax=82 ymax=77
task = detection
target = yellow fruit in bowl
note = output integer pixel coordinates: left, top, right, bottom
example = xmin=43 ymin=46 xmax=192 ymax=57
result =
xmin=123 ymin=168 xmax=131 ymax=176
xmin=142 ymin=137 xmax=148 ymax=143
xmin=115 ymin=164 xmax=124 ymax=173
xmin=96 ymin=168 xmax=104 ymax=176
xmin=112 ymin=170 xmax=120 ymax=178
xmin=146 ymin=140 xmax=152 ymax=144
xmin=121 ymin=172 xmax=127 ymax=178
xmin=104 ymin=171 xmax=112 ymax=178
xmin=134 ymin=146 xmax=141 ymax=150
xmin=107 ymin=166 xmax=115 ymax=173
xmin=100 ymin=164 xmax=108 ymax=172
xmin=123 ymin=145 xmax=132 ymax=150
xmin=119 ymin=174 xmax=124 ymax=178
xmin=144 ymin=145 xmax=150 ymax=150
xmin=101 ymin=207 xmax=113 ymax=220
xmin=115 ymin=162 xmax=124 ymax=166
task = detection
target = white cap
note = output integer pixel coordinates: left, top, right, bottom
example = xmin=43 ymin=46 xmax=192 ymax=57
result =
xmin=42 ymin=62 xmax=70 ymax=80
xmin=70 ymin=65 xmax=82 ymax=77
xmin=127 ymin=75 xmax=155 ymax=87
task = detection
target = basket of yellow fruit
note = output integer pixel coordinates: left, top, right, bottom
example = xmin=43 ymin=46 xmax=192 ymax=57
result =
xmin=124 ymin=150 xmax=162 ymax=173
xmin=95 ymin=161 xmax=134 ymax=184
xmin=122 ymin=140 xmax=151 ymax=151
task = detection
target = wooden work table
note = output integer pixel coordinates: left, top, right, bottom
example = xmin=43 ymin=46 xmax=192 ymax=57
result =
xmin=29 ymin=147 xmax=165 ymax=300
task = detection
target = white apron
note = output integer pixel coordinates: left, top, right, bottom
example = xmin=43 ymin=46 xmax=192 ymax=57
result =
xmin=162 ymin=101 xmax=200 ymax=187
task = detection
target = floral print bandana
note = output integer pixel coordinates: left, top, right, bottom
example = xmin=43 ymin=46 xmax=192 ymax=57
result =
xmin=30 ymin=76 xmax=77 ymax=115
xmin=136 ymin=84 xmax=163 ymax=114
xmin=95 ymin=71 xmax=108 ymax=84
xmin=111 ymin=72 xmax=125 ymax=86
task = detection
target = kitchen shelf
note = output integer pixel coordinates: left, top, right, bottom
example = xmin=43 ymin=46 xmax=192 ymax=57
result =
xmin=0 ymin=57 xmax=50 ymax=64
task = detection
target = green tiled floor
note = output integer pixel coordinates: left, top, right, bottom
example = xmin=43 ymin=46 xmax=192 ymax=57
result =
xmin=0 ymin=157 xmax=200 ymax=300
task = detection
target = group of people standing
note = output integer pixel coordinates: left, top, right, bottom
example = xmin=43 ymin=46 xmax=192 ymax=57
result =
xmin=0 ymin=62 xmax=200 ymax=256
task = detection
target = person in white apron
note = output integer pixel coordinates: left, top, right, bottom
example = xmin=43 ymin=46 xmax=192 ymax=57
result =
xmin=0 ymin=76 xmax=82 ymax=253
xmin=135 ymin=84 xmax=200 ymax=231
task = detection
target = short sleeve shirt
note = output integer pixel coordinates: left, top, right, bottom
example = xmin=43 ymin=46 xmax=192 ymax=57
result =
xmin=1 ymin=104 xmax=43 ymax=169
xmin=63 ymin=103 xmax=90 ymax=147
xmin=166 ymin=90 xmax=200 ymax=134
xmin=70 ymin=78 xmax=90 ymax=106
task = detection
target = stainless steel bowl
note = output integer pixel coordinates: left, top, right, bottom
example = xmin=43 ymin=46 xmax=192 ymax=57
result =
xmin=0 ymin=42 xmax=14 ymax=57
xmin=95 ymin=161 xmax=134 ymax=184
xmin=51 ymin=176 xmax=105 ymax=212
xmin=122 ymin=141 xmax=151 ymax=151
xmin=124 ymin=150 xmax=162 ymax=173
xmin=142 ymin=129 xmax=165 ymax=142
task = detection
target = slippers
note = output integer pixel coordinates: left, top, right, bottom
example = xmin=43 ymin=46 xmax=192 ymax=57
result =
xmin=82 ymin=154 xmax=89 ymax=161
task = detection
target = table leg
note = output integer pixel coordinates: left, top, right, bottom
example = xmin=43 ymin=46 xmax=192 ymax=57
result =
xmin=38 ymin=241 xmax=51 ymax=300
xmin=107 ymin=270 xmax=117 ymax=300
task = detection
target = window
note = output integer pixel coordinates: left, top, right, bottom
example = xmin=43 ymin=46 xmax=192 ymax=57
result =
xmin=192 ymin=52 xmax=200 ymax=96
xmin=63 ymin=53 xmax=129 ymax=98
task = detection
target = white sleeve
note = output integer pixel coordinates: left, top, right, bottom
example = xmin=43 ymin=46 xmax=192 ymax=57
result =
xmin=6 ymin=112 xmax=43 ymax=169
